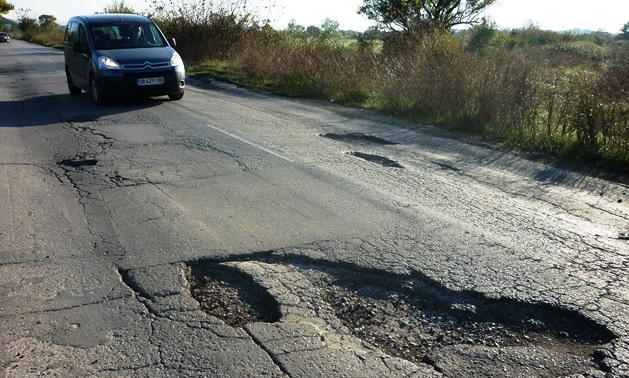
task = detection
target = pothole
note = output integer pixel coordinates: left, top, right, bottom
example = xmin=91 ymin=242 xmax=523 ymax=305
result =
xmin=317 ymin=268 xmax=615 ymax=377
xmin=65 ymin=115 xmax=99 ymax=124
xmin=320 ymin=133 xmax=399 ymax=145
xmin=58 ymin=155 xmax=98 ymax=167
xmin=186 ymin=263 xmax=281 ymax=327
xmin=107 ymin=173 xmax=141 ymax=187
xmin=184 ymin=257 xmax=616 ymax=376
xmin=432 ymin=160 xmax=463 ymax=172
xmin=349 ymin=152 xmax=404 ymax=168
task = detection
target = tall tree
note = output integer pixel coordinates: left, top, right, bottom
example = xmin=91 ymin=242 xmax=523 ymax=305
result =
xmin=620 ymin=21 xmax=629 ymax=40
xmin=38 ymin=14 xmax=57 ymax=32
xmin=320 ymin=18 xmax=340 ymax=39
xmin=358 ymin=0 xmax=496 ymax=33
xmin=286 ymin=20 xmax=306 ymax=38
xmin=0 ymin=0 xmax=14 ymax=14
xmin=16 ymin=8 xmax=38 ymax=33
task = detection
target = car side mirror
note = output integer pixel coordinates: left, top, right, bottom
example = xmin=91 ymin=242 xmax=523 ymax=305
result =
xmin=167 ymin=37 xmax=176 ymax=48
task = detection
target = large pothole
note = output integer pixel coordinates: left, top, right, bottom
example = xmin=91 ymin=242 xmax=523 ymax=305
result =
xmin=185 ymin=257 xmax=616 ymax=376
xmin=316 ymin=268 xmax=615 ymax=377
xmin=349 ymin=151 xmax=404 ymax=168
xmin=320 ymin=133 xmax=399 ymax=146
xmin=58 ymin=154 xmax=98 ymax=168
xmin=185 ymin=263 xmax=281 ymax=327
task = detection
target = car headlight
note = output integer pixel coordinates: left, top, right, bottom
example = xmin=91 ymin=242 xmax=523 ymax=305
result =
xmin=171 ymin=52 xmax=183 ymax=67
xmin=99 ymin=56 xmax=121 ymax=70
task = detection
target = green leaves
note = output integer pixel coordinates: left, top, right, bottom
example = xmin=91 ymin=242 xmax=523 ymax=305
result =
xmin=102 ymin=0 xmax=137 ymax=14
xmin=358 ymin=0 xmax=497 ymax=32
xmin=0 ymin=0 xmax=14 ymax=15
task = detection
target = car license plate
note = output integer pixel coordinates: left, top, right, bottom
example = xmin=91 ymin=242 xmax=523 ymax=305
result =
xmin=137 ymin=77 xmax=164 ymax=86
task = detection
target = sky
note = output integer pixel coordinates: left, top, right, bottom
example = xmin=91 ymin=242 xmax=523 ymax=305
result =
xmin=4 ymin=0 xmax=629 ymax=34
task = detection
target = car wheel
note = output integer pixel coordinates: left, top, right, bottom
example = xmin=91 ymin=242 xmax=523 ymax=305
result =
xmin=89 ymin=75 xmax=106 ymax=105
xmin=66 ymin=68 xmax=81 ymax=95
xmin=168 ymin=92 xmax=184 ymax=101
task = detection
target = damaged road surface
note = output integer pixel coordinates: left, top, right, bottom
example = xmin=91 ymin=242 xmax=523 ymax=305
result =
xmin=1 ymin=40 xmax=629 ymax=377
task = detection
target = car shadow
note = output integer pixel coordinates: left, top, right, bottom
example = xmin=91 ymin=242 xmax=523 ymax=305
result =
xmin=0 ymin=92 xmax=165 ymax=128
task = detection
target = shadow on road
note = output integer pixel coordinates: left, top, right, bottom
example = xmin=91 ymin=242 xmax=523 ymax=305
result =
xmin=0 ymin=93 xmax=164 ymax=128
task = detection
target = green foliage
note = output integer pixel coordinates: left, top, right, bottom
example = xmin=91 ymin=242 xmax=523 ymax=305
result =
xmin=102 ymin=0 xmax=136 ymax=14
xmin=503 ymin=24 xmax=576 ymax=49
xmin=358 ymin=0 xmax=497 ymax=33
xmin=377 ymin=32 xmax=475 ymax=121
xmin=11 ymin=8 xmax=63 ymax=46
xmin=0 ymin=14 xmax=16 ymax=31
xmin=286 ymin=20 xmax=306 ymax=38
xmin=28 ymin=29 xmax=65 ymax=47
xmin=306 ymin=26 xmax=321 ymax=38
xmin=38 ymin=15 xmax=57 ymax=32
xmin=149 ymin=0 xmax=260 ymax=62
xmin=619 ymin=21 xmax=629 ymax=40
xmin=466 ymin=18 xmax=497 ymax=53
xmin=319 ymin=18 xmax=340 ymax=40
xmin=16 ymin=8 xmax=38 ymax=33
xmin=0 ymin=0 xmax=14 ymax=15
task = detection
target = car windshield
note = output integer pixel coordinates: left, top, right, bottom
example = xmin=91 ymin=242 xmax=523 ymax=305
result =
xmin=90 ymin=23 xmax=168 ymax=50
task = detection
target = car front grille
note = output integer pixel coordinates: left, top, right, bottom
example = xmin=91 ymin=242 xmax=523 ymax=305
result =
xmin=122 ymin=61 xmax=170 ymax=70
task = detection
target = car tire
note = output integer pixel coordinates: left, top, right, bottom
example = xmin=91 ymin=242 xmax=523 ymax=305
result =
xmin=89 ymin=75 xmax=106 ymax=105
xmin=66 ymin=68 xmax=81 ymax=95
xmin=168 ymin=92 xmax=184 ymax=101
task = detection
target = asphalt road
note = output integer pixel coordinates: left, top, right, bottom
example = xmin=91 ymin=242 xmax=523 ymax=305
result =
xmin=1 ymin=40 xmax=628 ymax=377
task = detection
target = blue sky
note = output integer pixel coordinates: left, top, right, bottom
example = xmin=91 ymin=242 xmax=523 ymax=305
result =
xmin=5 ymin=0 xmax=629 ymax=33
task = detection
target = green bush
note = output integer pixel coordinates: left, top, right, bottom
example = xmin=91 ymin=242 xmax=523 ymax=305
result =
xmin=150 ymin=0 xmax=260 ymax=62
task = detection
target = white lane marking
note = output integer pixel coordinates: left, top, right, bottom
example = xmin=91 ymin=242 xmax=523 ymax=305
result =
xmin=206 ymin=124 xmax=293 ymax=163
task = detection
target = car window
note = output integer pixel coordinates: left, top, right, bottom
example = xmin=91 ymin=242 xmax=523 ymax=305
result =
xmin=90 ymin=23 xmax=168 ymax=50
xmin=65 ymin=21 xmax=78 ymax=45
xmin=78 ymin=24 xmax=89 ymax=50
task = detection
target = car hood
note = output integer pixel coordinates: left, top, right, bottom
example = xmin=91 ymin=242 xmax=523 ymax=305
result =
xmin=96 ymin=47 xmax=175 ymax=65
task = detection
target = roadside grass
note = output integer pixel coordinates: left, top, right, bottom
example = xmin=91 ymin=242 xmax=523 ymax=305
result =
xmin=12 ymin=30 xmax=64 ymax=49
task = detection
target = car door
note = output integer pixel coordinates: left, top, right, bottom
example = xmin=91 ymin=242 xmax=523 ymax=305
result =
xmin=65 ymin=22 xmax=85 ymax=89
xmin=66 ymin=22 xmax=91 ymax=90
xmin=73 ymin=23 xmax=92 ymax=89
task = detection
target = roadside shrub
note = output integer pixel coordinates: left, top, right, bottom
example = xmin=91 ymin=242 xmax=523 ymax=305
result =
xmin=376 ymin=33 xmax=478 ymax=126
xmin=209 ymin=24 xmax=377 ymax=104
xmin=11 ymin=29 xmax=64 ymax=48
xmin=476 ymin=50 xmax=543 ymax=139
xmin=551 ymin=41 xmax=608 ymax=63
xmin=150 ymin=0 xmax=258 ymax=62
xmin=30 ymin=29 xmax=64 ymax=48
xmin=570 ymin=47 xmax=629 ymax=164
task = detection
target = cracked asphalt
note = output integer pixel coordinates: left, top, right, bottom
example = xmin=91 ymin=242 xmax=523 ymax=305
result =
xmin=1 ymin=40 xmax=629 ymax=377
